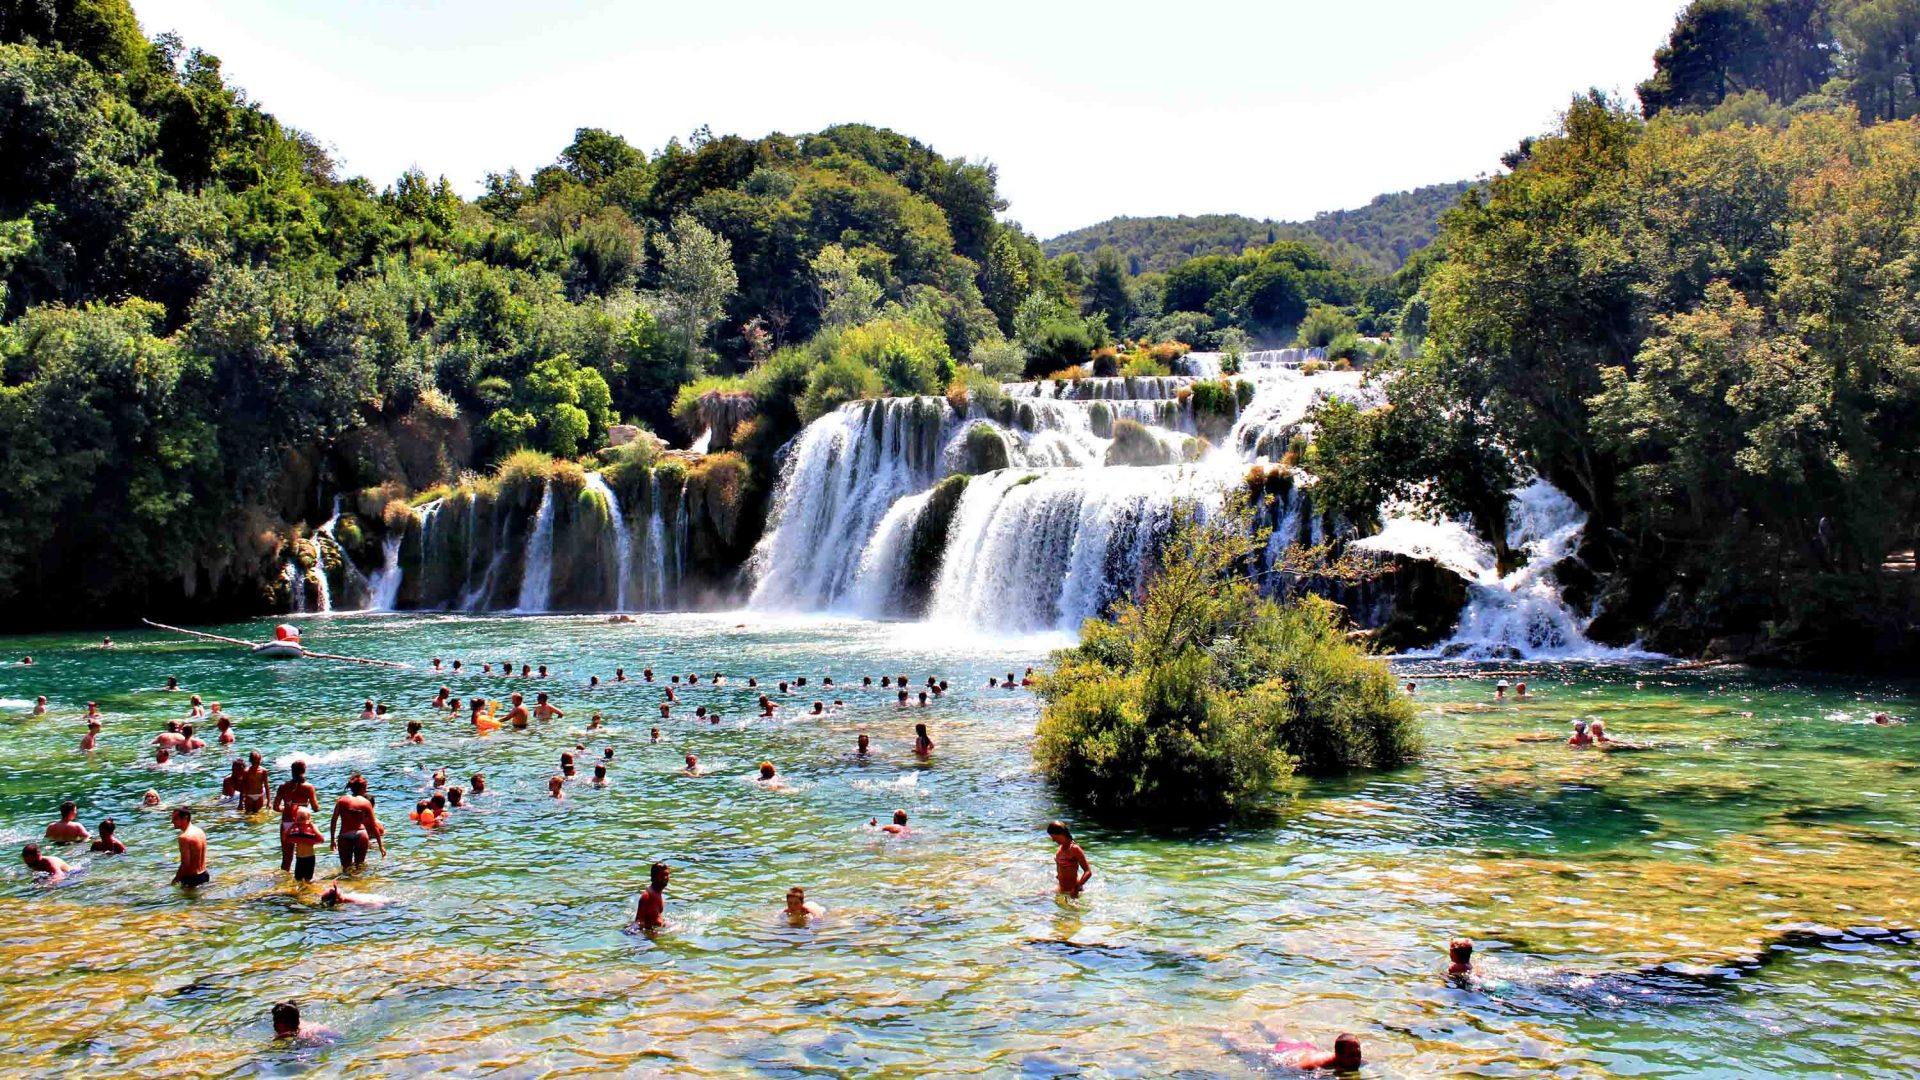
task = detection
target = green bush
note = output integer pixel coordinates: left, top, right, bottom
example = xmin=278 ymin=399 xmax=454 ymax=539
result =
xmin=1034 ymin=504 xmax=1420 ymax=822
xmin=1104 ymin=418 xmax=1173 ymax=466
xmin=1022 ymin=318 xmax=1095 ymax=377
xmin=798 ymin=354 xmax=886 ymax=423
xmin=962 ymin=422 xmax=1010 ymax=474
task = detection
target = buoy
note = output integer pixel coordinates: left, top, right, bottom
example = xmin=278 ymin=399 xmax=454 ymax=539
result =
xmin=274 ymin=624 xmax=302 ymax=643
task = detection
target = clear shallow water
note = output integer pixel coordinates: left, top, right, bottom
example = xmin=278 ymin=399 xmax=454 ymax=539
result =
xmin=0 ymin=614 xmax=1916 ymax=1078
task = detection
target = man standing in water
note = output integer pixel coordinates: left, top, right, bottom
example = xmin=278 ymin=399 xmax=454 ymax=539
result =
xmin=1047 ymin=821 xmax=1091 ymax=898
xmin=45 ymin=801 xmax=90 ymax=843
xmin=172 ymin=807 xmax=208 ymax=888
xmin=274 ymin=760 xmax=319 ymax=873
xmin=329 ymin=774 xmax=384 ymax=872
xmin=634 ymin=862 xmax=670 ymax=931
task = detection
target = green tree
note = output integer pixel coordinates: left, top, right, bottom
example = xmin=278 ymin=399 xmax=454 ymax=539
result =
xmin=658 ymin=212 xmax=738 ymax=364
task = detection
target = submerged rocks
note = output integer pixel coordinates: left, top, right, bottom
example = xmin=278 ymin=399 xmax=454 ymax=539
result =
xmin=1270 ymin=549 xmax=1471 ymax=652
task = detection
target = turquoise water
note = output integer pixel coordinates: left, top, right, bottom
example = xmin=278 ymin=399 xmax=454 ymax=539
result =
xmin=1 ymin=613 xmax=1915 ymax=1077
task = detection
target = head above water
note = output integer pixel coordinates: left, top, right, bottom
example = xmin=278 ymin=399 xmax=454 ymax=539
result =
xmin=1333 ymin=1033 xmax=1362 ymax=1069
xmin=272 ymin=1001 xmax=301 ymax=1036
xmin=650 ymin=861 xmax=670 ymax=889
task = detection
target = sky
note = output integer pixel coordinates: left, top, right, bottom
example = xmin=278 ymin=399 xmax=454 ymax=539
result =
xmin=131 ymin=0 xmax=1685 ymax=239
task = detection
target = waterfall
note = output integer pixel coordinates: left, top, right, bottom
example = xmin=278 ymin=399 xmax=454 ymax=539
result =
xmin=312 ymin=496 xmax=368 ymax=609
xmin=308 ymin=537 xmax=333 ymax=613
xmin=689 ymin=428 xmax=712 ymax=454
xmin=645 ymin=471 xmax=668 ymax=608
xmin=844 ymin=489 xmax=935 ymax=616
xmin=584 ymin=472 xmax=634 ymax=610
xmin=283 ymin=560 xmax=306 ymax=613
xmin=366 ymin=535 xmax=404 ymax=610
xmin=1355 ymin=478 xmax=1641 ymax=659
xmin=515 ymin=483 xmax=556 ymax=613
xmin=464 ymin=500 xmax=511 ymax=612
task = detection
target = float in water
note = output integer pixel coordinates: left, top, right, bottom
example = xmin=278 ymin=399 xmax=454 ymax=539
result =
xmin=140 ymin=618 xmax=407 ymax=668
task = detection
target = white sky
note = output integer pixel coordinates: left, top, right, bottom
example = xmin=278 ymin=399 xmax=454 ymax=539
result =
xmin=130 ymin=0 xmax=1684 ymax=238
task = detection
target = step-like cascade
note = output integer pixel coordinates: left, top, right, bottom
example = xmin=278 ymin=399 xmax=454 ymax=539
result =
xmin=747 ymin=366 xmax=1618 ymax=655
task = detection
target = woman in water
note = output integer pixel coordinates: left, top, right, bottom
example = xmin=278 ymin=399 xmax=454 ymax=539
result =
xmin=1047 ymin=821 xmax=1091 ymax=898
xmin=913 ymin=723 xmax=934 ymax=757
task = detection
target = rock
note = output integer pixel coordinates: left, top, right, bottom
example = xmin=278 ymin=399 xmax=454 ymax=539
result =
xmin=607 ymin=424 xmax=642 ymax=447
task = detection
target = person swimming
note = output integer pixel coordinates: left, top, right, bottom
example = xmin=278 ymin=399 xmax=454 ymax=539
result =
xmin=80 ymin=719 xmax=100 ymax=751
xmin=21 ymin=843 xmax=72 ymax=882
xmin=855 ymin=733 xmax=870 ymax=757
xmin=533 ymin=692 xmax=564 ymax=722
xmin=784 ymin=886 xmax=824 ymax=925
xmin=90 ymin=818 xmax=125 ymax=855
xmin=1448 ymin=937 xmax=1475 ymax=978
xmin=592 ymin=764 xmax=609 ymax=787
xmin=405 ymin=721 xmax=424 ymax=743
xmin=1272 ymin=1033 xmax=1363 ymax=1071
xmin=469 ymin=773 xmax=486 ymax=795
xmin=914 ymin=723 xmax=934 ymax=756
xmin=548 ymin=775 xmax=566 ymax=799
xmin=878 ymin=809 xmax=910 ymax=835
xmin=46 ymin=801 xmax=89 ymax=843
xmin=31 ymin=695 xmax=47 ymax=716
xmin=560 ymin=751 xmax=576 ymax=779
xmin=684 ymin=754 xmax=700 ymax=776
xmin=1568 ymin=719 xmax=1594 ymax=747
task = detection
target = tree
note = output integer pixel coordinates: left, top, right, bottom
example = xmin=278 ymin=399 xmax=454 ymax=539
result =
xmin=810 ymin=243 xmax=881 ymax=328
xmin=1087 ymin=245 xmax=1130 ymax=335
xmin=658 ymin=212 xmax=738 ymax=365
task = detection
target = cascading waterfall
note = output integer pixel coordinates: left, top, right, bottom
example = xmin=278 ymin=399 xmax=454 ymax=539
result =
xmin=645 ymin=471 xmax=669 ymax=608
xmin=747 ymin=364 xmax=1614 ymax=656
xmin=1355 ymin=478 xmax=1637 ymax=659
xmin=584 ymin=472 xmax=634 ymax=610
xmin=366 ymin=536 xmax=404 ymax=610
xmin=515 ymin=483 xmax=556 ymax=612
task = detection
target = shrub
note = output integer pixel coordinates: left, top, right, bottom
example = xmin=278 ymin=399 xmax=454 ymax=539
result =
xmin=1189 ymin=379 xmax=1236 ymax=418
xmin=495 ymin=448 xmax=556 ymax=487
xmin=1088 ymin=401 xmax=1113 ymax=439
xmin=1045 ymin=365 xmax=1089 ymax=382
xmin=963 ymin=423 xmax=1010 ymax=474
xmin=945 ymin=367 xmax=1005 ymax=415
xmin=1104 ymin=419 xmax=1173 ymax=467
xmin=1023 ymin=318 xmax=1095 ymax=377
xmin=972 ymin=338 xmax=1026 ymax=381
xmin=1033 ymin=504 xmax=1420 ymax=823
xmin=1120 ymin=352 xmax=1171 ymax=377
xmin=798 ymin=354 xmax=886 ymax=423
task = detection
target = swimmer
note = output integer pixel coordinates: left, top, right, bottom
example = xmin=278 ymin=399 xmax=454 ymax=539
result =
xmin=665 ymin=685 xmax=678 ymax=702
xmin=878 ymin=809 xmax=910 ymax=835
xmin=603 ymin=747 xmax=614 ymax=762
xmin=862 ymin=676 xmax=873 ymax=687
xmin=451 ymin=659 xmax=463 ymax=674
xmin=405 ymin=720 xmax=425 ymax=743
xmin=85 ymin=701 xmax=100 ymax=719
xmin=142 ymin=789 xmax=162 ymax=808
xmin=80 ymin=719 xmax=100 ymax=751
xmin=590 ymin=676 xmax=600 ymax=688
xmin=101 ymin=637 xmax=112 ymax=649
xmin=759 ymin=697 xmax=775 ymax=718
xmin=897 ymin=690 xmax=909 ymax=707
xmin=164 ymin=676 xmax=179 ymax=692
xmin=358 ymin=699 xmax=377 ymax=721
xmin=1448 ymin=937 xmax=1475 ymax=977
xmin=548 ymin=775 xmax=565 ymax=799
xmin=520 ymin=664 xmax=531 ymax=678
xmin=21 ymin=843 xmax=71 ymax=882
xmin=587 ymin=712 xmax=602 ymax=730
xmin=881 ymin=676 xmax=891 ymax=689
xmin=989 ymin=677 xmax=998 ymax=688
xmin=285 ymin=806 xmax=323 ymax=881
xmin=855 ymin=733 xmax=870 ymax=757
xmin=188 ymin=694 xmax=207 ymax=719
xmin=810 ymin=701 xmax=824 ymax=716
xmin=1406 ymin=681 xmax=1416 ymax=695
xmin=152 ymin=722 xmax=184 ymax=752
xmin=684 ymin=753 xmax=701 ymax=776
xmin=660 ymin=702 xmax=673 ymax=719
xmin=757 ymin=761 xmax=779 ymax=785
xmin=1515 ymin=681 xmax=1529 ymax=698
xmin=1590 ymin=719 xmax=1612 ymax=745
xmin=917 ymin=691 xmax=928 ymax=706
xmin=179 ymin=723 xmax=204 ymax=752
xmin=222 ymin=758 xmax=245 ymax=801
xmin=747 ymin=677 xmax=758 ymax=688
xmin=592 ymin=764 xmax=609 ymax=787
xmin=651 ymin=727 xmax=661 ymax=742
xmin=1568 ymin=719 xmax=1594 ymax=748
xmin=470 ymin=773 xmax=486 ymax=795
xmin=784 ymin=886 xmax=825 ymax=925
xmin=319 ymin=883 xmax=387 ymax=907
xmin=560 ymin=751 xmax=576 ymax=779
xmin=271 ymin=1001 xmax=341 ymax=1044
xmin=431 ymin=657 xmax=443 ymax=672
xmin=1272 ymin=1034 xmax=1363 ymax=1071
xmin=154 ymin=746 xmax=171 ymax=765
xmin=215 ymin=715 xmax=234 ymax=744
xmin=643 ymin=668 xmax=654 ymax=682
xmin=431 ymin=768 xmax=447 ymax=789
xmin=31 ymin=695 xmax=47 ymax=716
xmin=329 ymin=774 xmax=384 ymax=871
xmin=615 ymin=668 xmax=626 ymax=682
xmin=1873 ymin=711 xmax=1903 ymax=725
xmin=1495 ymin=680 xmax=1509 ymax=700
xmin=633 ymin=861 xmax=669 ymax=931
xmin=1048 ymin=821 xmax=1091 ymax=898
xmin=171 ymin=806 xmax=208 ymax=888
xmin=433 ymin=686 xmax=451 ymax=709
xmin=914 ymin=723 xmax=934 ymax=756
xmin=45 ymin=801 xmax=89 ymax=842
xmin=376 ymin=703 xmax=391 ymax=719
xmin=709 ymin=712 xmax=722 ymax=724
xmin=695 ymin=706 xmax=707 ymax=719
xmin=504 ymin=692 xmax=531 ymax=729
xmin=90 ymin=818 xmax=125 ymax=855
xmin=238 ymin=751 xmax=270 ymax=812
xmin=446 ymin=786 xmax=465 ymax=808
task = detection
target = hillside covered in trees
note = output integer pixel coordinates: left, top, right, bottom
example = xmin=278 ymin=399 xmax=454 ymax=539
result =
xmin=1043 ymin=180 xmax=1474 ymax=276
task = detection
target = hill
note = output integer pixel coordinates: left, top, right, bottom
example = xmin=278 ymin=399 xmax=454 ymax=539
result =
xmin=1044 ymin=180 xmax=1476 ymax=275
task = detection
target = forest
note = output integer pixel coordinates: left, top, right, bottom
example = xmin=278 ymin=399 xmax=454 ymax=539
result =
xmin=1 ymin=0 xmax=1916 ymax=667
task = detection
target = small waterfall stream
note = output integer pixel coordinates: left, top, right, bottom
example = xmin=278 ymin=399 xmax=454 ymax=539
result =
xmin=366 ymin=536 xmax=404 ymax=610
xmin=515 ymin=483 xmax=556 ymax=612
xmin=584 ymin=472 xmax=634 ymax=610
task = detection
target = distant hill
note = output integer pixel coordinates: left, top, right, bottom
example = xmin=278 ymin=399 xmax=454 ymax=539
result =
xmin=1044 ymin=180 xmax=1477 ymax=276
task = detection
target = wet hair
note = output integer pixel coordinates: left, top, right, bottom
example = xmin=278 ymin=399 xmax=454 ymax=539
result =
xmin=272 ymin=1001 xmax=300 ymax=1031
xmin=1449 ymin=937 xmax=1474 ymax=963
xmin=59 ymin=800 xmax=76 ymax=817
xmin=1333 ymin=1033 xmax=1362 ymax=1065
xmin=650 ymin=861 xmax=670 ymax=885
xmin=291 ymin=760 xmax=307 ymax=777
xmin=447 ymin=787 xmax=465 ymax=807
xmin=893 ymin=809 xmax=908 ymax=825
xmin=347 ymin=774 xmax=367 ymax=795
xmin=22 ymin=842 xmax=41 ymax=862
xmin=593 ymin=765 xmax=607 ymax=779
xmin=98 ymin=818 xmax=115 ymax=836
xmin=759 ymin=761 xmax=776 ymax=778
xmin=172 ymin=806 xmax=192 ymax=822
xmin=1046 ymin=820 xmax=1071 ymax=840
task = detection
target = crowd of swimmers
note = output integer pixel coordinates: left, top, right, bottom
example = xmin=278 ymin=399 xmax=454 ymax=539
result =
xmin=15 ymin=647 xmax=1911 ymax=1069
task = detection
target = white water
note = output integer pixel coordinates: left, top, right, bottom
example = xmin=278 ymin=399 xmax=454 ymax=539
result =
xmin=645 ymin=471 xmax=669 ymax=608
xmin=283 ymin=560 xmax=306 ymax=614
xmin=584 ymin=472 xmax=634 ymax=610
xmin=689 ymin=428 xmax=712 ymax=454
xmin=515 ymin=483 xmax=556 ymax=612
xmin=307 ymin=537 xmax=333 ymax=613
xmin=1356 ymin=478 xmax=1642 ymax=659
xmin=366 ymin=535 xmax=405 ymax=610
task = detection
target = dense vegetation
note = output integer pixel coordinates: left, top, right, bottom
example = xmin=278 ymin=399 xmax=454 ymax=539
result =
xmin=1309 ymin=1 xmax=1920 ymax=666
xmin=1034 ymin=505 xmax=1421 ymax=822
xmin=0 ymin=0 xmax=1078 ymax=623
xmin=1043 ymin=181 xmax=1473 ymax=276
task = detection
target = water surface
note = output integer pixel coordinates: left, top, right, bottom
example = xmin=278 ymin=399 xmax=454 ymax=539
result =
xmin=1 ymin=614 xmax=1914 ymax=1077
